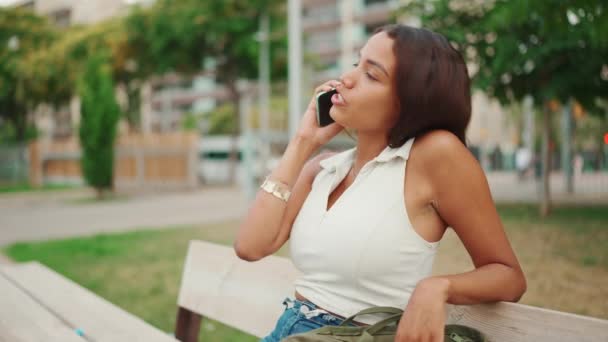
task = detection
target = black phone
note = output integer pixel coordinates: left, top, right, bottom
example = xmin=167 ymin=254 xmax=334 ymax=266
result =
xmin=316 ymin=88 xmax=337 ymax=127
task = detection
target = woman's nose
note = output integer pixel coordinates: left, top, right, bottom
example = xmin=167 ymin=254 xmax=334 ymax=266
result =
xmin=339 ymin=74 xmax=354 ymax=89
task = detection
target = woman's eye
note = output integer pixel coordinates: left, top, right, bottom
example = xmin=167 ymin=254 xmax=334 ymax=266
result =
xmin=353 ymin=62 xmax=376 ymax=81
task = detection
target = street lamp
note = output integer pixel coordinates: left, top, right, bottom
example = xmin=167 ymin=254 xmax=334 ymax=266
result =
xmin=256 ymin=13 xmax=271 ymax=173
xmin=288 ymin=0 xmax=302 ymax=140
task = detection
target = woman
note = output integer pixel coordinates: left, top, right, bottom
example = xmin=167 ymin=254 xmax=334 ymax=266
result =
xmin=235 ymin=24 xmax=527 ymax=342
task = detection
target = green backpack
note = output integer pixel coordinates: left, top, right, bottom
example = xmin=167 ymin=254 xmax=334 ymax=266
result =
xmin=282 ymin=306 xmax=486 ymax=342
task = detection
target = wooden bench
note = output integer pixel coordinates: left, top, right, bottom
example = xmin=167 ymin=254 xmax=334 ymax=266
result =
xmin=0 ymin=261 xmax=178 ymax=342
xmin=175 ymin=240 xmax=608 ymax=342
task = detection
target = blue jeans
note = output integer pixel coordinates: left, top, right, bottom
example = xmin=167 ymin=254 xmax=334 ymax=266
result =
xmin=260 ymin=297 xmax=357 ymax=342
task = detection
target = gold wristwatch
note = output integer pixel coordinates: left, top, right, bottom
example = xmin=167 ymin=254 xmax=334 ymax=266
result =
xmin=260 ymin=176 xmax=292 ymax=202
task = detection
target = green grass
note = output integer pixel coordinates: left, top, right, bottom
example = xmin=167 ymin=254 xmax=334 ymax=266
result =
xmin=66 ymin=193 xmax=129 ymax=205
xmin=0 ymin=183 xmax=78 ymax=194
xmin=497 ymin=204 xmax=608 ymax=231
xmin=2 ymin=204 xmax=607 ymax=340
xmin=496 ymin=204 xmax=608 ymax=268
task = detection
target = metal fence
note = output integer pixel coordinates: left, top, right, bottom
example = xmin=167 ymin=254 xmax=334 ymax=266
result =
xmin=0 ymin=144 xmax=29 ymax=186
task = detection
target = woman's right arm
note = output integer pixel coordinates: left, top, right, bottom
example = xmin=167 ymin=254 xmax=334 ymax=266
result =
xmin=234 ymin=80 xmax=344 ymax=261
xmin=234 ymin=137 xmax=335 ymax=261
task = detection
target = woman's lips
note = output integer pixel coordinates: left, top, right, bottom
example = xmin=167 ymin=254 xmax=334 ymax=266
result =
xmin=331 ymin=92 xmax=347 ymax=106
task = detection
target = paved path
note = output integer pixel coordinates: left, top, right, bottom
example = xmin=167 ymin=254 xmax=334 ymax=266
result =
xmin=0 ymin=186 xmax=248 ymax=247
xmin=0 ymin=171 xmax=606 ymax=248
xmin=487 ymin=171 xmax=608 ymax=204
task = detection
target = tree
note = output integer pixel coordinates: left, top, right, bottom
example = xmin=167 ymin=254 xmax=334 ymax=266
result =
xmin=17 ymin=16 xmax=147 ymax=134
xmin=400 ymin=0 xmax=608 ymax=216
xmin=66 ymin=18 xmax=143 ymax=131
xmin=78 ymin=53 xmax=121 ymax=198
xmin=2 ymin=15 xmax=135 ymax=145
xmin=61 ymin=19 xmax=140 ymax=129
xmin=0 ymin=8 xmax=57 ymax=142
xmin=126 ymin=0 xmax=287 ymax=183
xmin=203 ymin=103 xmax=238 ymax=135
xmin=123 ymin=2 xmax=217 ymax=132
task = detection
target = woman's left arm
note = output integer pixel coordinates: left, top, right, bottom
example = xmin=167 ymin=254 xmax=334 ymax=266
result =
xmin=396 ymin=131 xmax=527 ymax=342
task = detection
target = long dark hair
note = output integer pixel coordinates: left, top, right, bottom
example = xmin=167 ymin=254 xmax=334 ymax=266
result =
xmin=376 ymin=24 xmax=471 ymax=148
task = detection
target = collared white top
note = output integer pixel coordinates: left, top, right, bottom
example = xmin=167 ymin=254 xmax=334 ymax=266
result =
xmin=290 ymin=137 xmax=440 ymax=325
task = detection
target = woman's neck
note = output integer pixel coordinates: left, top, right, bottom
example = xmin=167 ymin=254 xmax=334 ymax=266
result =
xmin=351 ymin=133 xmax=389 ymax=177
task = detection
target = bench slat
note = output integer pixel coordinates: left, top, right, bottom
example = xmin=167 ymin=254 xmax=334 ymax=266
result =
xmin=1 ymin=262 xmax=178 ymax=342
xmin=177 ymin=240 xmax=301 ymax=338
xmin=178 ymin=240 xmax=608 ymax=341
xmin=0 ymin=272 xmax=85 ymax=342
xmin=447 ymin=302 xmax=608 ymax=341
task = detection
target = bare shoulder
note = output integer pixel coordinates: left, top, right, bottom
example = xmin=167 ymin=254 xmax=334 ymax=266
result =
xmin=411 ymin=130 xmax=486 ymax=201
xmin=411 ymin=130 xmax=475 ymax=167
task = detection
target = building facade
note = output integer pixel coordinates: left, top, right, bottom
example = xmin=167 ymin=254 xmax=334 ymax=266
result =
xmin=14 ymin=0 xmax=129 ymax=26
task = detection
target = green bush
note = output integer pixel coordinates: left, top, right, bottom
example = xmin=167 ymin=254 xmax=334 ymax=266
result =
xmin=181 ymin=111 xmax=200 ymax=132
xmin=203 ymin=103 xmax=237 ymax=135
xmin=78 ymin=53 xmax=120 ymax=197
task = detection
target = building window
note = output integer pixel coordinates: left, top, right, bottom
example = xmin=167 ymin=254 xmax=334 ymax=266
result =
xmin=178 ymin=79 xmax=193 ymax=89
xmin=306 ymin=30 xmax=340 ymax=52
xmin=364 ymin=0 xmax=389 ymax=6
xmin=51 ymin=8 xmax=71 ymax=28
xmin=178 ymin=103 xmax=193 ymax=112
xmin=303 ymin=2 xmax=338 ymax=24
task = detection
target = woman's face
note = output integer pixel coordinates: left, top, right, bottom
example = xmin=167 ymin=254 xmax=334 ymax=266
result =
xmin=331 ymin=32 xmax=399 ymax=136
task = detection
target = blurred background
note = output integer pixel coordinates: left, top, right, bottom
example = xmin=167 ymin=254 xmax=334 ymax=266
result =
xmin=0 ymin=0 xmax=606 ymax=340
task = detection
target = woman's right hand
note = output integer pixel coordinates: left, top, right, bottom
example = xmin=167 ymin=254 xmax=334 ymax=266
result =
xmin=295 ymin=80 xmax=345 ymax=148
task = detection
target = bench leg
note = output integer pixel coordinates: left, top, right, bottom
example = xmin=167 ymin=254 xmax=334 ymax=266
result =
xmin=175 ymin=307 xmax=202 ymax=342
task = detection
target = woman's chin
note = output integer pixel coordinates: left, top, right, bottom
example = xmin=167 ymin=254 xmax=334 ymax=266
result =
xmin=330 ymin=116 xmax=346 ymax=127
xmin=329 ymin=108 xmax=345 ymax=125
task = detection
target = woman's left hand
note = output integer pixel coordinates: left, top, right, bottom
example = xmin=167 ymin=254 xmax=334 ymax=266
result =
xmin=395 ymin=278 xmax=450 ymax=342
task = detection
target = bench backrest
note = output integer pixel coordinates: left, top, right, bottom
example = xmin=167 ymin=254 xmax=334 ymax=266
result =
xmin=0 ymin=261 xmax=178 ymax=341
xmin=176 ymin=240 xmax=608 ymax=341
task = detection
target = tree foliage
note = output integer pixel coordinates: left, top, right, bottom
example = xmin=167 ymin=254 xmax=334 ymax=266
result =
xmin=203 ymin=103 xmax=237 ymax=135
xmin=0 ymin=8 xmax=128 ymax=142
xmin=0 ymin=8 xmax=57 ymax=142
xmin=126 ymin=0 xmax=287 ymax=82
xmin=400 ymin=0 xmax=608 ymax=110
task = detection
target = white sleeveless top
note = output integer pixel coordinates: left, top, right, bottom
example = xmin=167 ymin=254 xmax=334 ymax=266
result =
xmin=289 ymin=137 xmax=440 ymax=325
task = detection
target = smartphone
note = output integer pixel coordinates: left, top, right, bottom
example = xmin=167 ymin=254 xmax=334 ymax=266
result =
xmin=316 ymin=88 xmax=337 ymax=127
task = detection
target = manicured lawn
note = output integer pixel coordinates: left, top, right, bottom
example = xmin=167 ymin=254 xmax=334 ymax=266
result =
xmin=3 ymin=204 xmax=607 ymax=341
xmin=496 ymin=204 xmax=607 ymax=267
xmin=0 ymin=183 xmax=78 ymax=194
